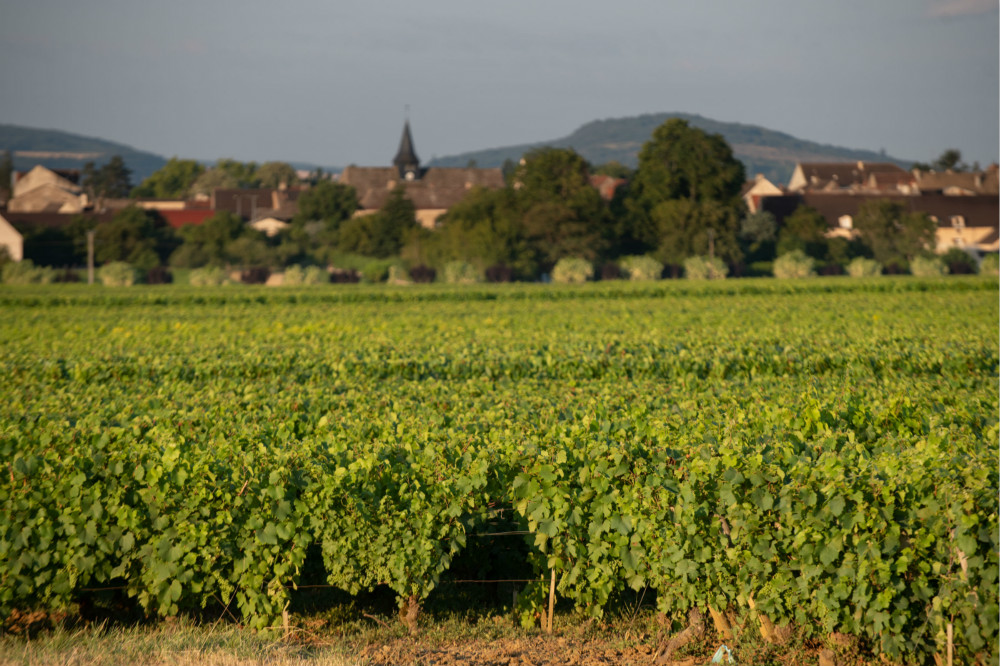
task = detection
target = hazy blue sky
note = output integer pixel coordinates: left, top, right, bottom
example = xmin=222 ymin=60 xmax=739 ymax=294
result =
xmin=1 ymin=0 xmax=997 ymax=171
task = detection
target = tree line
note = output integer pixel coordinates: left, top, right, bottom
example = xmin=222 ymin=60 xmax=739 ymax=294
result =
xmin=7 ymin=120 xmax=967 ymax=281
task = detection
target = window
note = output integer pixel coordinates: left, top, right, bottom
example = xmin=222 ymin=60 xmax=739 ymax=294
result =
xmin=838 ymin=215 xmax=853 ymax=230
xmin=951 ymin=215 xmax=966 ymax=229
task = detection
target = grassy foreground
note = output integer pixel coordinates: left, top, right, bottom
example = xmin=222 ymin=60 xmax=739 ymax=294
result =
xmin=1 ymin=607 xmax=876 ymax=666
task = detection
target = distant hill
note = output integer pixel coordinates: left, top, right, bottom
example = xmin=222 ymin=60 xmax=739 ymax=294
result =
xmin=427 ymin=112 xmax=913 ymax=185
xmin=0 ymin=124 xmax=170 ymax=184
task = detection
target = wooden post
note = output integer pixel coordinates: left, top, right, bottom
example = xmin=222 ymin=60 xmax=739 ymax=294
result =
xmin=946 ymin=622 xmax=953 ymax=666
xmin=708 ymin=604 xmax=733 ymax=641
xmin=282 ymin=609 xmax=290 ymax=639
xmin=86 ymin=230 xmax=95 ymax=285
xmin=547 ymin=568 xmax=556 ymax=634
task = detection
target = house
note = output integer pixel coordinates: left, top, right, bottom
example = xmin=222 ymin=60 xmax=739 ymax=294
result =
xmin=7 ymin=165 xmax=88 ymax=213
xmin=759 ymin=192 xmax=1000 ymax=255
xmin=787 ymin=161 xmax=909 ymax=193
xmin=249 ymin=217 xmax=290 ymax=237
xmin=0 ymin=213 xmax=24 ymax=261
xmin=156 ymin=209 xmax=216 ymax=230
xmin=740 ymin=174 xmax=784 ymax=213
xmin=912 ymin=165 xmax=999 ymax=196
xmin=864 ymin=170 xmax=918 ymax=195
xmin=11 ymin=165 xmax=80 ymax=198
xmin=339 ymin=122 xmax=505 ymax=229
xmin=588 ymin=174 xmax=627 ymax=201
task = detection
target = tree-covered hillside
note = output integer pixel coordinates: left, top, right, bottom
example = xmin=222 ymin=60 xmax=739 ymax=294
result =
xmin=0 ymin=124 xmax=167 ymax=183
xmin=428 ymin=112 xmax=911 ymax=185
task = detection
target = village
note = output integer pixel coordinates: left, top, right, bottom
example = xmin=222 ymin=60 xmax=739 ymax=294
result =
xmin=0 ymin=119 xmax=997 ymax=286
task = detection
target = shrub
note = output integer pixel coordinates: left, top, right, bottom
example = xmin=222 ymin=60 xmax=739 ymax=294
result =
xmin=619 ymin=255 xmax=664 ymax=281
xmin=551 ymin=257 xmax=593 ymax=284
xmin=360 ymin=259 xmax=398 ymax=284
xmin=189 ymin=266 xmax=229 ymax=286
xmin=772 ymin=250 xmax=816 ymax=279
xmin=683 ymin=255 xmax=728 ymax=280
xmin=303 ymin=266 xmax=327 ymax=284
xmin=941 ymin=248 xmax=978 ymax=275
xmin=387 ymin=265 xmax=411 ymax=284
xmin=443 ymin=261 xmax=482 ymax=285
xmin=980 ymin=254 xmax=999 ymax=276
xmin=98 ymin=261 xmax=137 ymax=287
xmin=910 ymin=255 xmax=946 ymax=277
xmin=846 ymin=257 xmax=882 ymax=277
xmin=283 ymin=265 xmax=327 ymax=286
xmin=1 ymin=260 xmax=56 ymax=285
xmin=485 ymin=264 xmax=513 ymax=283
xmin=408 ymin=265 xmax=436 ymax=283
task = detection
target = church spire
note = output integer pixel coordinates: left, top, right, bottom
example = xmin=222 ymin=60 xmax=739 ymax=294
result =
xmin=393 ymin=120 xmax=421 ymax=180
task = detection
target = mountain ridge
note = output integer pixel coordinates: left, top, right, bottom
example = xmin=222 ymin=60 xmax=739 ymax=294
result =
xmin=0 ymin=124 xmax=170 ymax=183
xmin=427 ymin=112 xmax=913 ymax=184
xmin=1 ymin=114 xmax=915 ymax=189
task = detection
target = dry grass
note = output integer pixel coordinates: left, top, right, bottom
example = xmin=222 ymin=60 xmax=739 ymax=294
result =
xmin=0 ymin=619 xmax=361 ymax=666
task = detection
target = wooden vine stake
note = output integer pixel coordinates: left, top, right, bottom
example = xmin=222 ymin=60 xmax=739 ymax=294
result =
xmin=707 ymin=604 xmax=733 ymax=641
xmin=747 ymin=594 xmax=790 ymax=644
xmin=946 ymin=621 xmax=953 ymax=666
xmin=546 ymin=568 xmax=556 ymax=634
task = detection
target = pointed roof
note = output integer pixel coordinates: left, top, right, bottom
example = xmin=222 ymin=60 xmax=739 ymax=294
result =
xmin=393 ymin=121 xmax=420 ymax=177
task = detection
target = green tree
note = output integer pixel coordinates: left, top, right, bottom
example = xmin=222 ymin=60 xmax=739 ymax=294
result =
xmin=188 ymin=168 xmax=240 ymax=197
xmin=513 ymin=147 xmax=608 ymax=266
xmin=501 ymin=158 xmax=518 ymax=184
xmin=739 ymin=210 xmax=777 ymax=263
xmin=629 ymin=118 xmax=745 ymax=207
xmin=288 ymin=181 xmax=360 ymax=262
xmin=255 ymin=162 xmax=298 ymax=189
xmin=83 ymin=155 xmax=133 ymax=202
xmin=912 ymin=149 xmax=970 ymax=173
xmin=592 ymin=161 xmax=633 ymax=179
xmin=776 ymin=205 xmax=829 ymax=259
xmin=214 ymin=158 xmax=259 ymax=187
xmin=340 ymin=186 xmax=416 ymax=258
xmin=0 ymin=150 xmax=13 ymax=202
xmin=225 ymin=234 xmax=274 ymax=269
xmin=170 ymin=211 xmax=248 ymax=267
xmin=94 ymin=206 xmax=173 ymax=270
xmin=132 ymin=158 xmax=205 ymax=198
xmin=430 ymin=186 xmax=536 ymax=278
xmin=626 ymin=119 xmax=746 ymax=268
xmin=647 ymin=199 xmax=741 ymax=270
xmin=21 ymin=227 xmax=77 ymax=267
xmin=294 ymin=181 xmax=359 ymax=229
xmin=853 ymin=199 xmax=937 ymax=268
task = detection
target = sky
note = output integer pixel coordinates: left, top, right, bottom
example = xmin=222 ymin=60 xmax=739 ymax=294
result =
xmin=1 ymin=0 xmax=997 ymax=171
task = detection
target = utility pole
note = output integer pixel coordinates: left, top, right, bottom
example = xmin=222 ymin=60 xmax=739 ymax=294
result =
xmin=86 ymin=230 xmax=96 ymax=285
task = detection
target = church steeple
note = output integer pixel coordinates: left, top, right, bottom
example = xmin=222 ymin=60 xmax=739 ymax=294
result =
xmin=393 ymin=120 xmax=421 ymax=180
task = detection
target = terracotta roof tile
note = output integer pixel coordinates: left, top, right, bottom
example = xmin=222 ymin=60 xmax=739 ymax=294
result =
xmin=340 ymin=166 xmax=504 ymax=210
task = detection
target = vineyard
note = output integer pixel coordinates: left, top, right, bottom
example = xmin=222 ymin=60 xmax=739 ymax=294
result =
xmin=1 ymin=278 xmax=997 ymax=664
